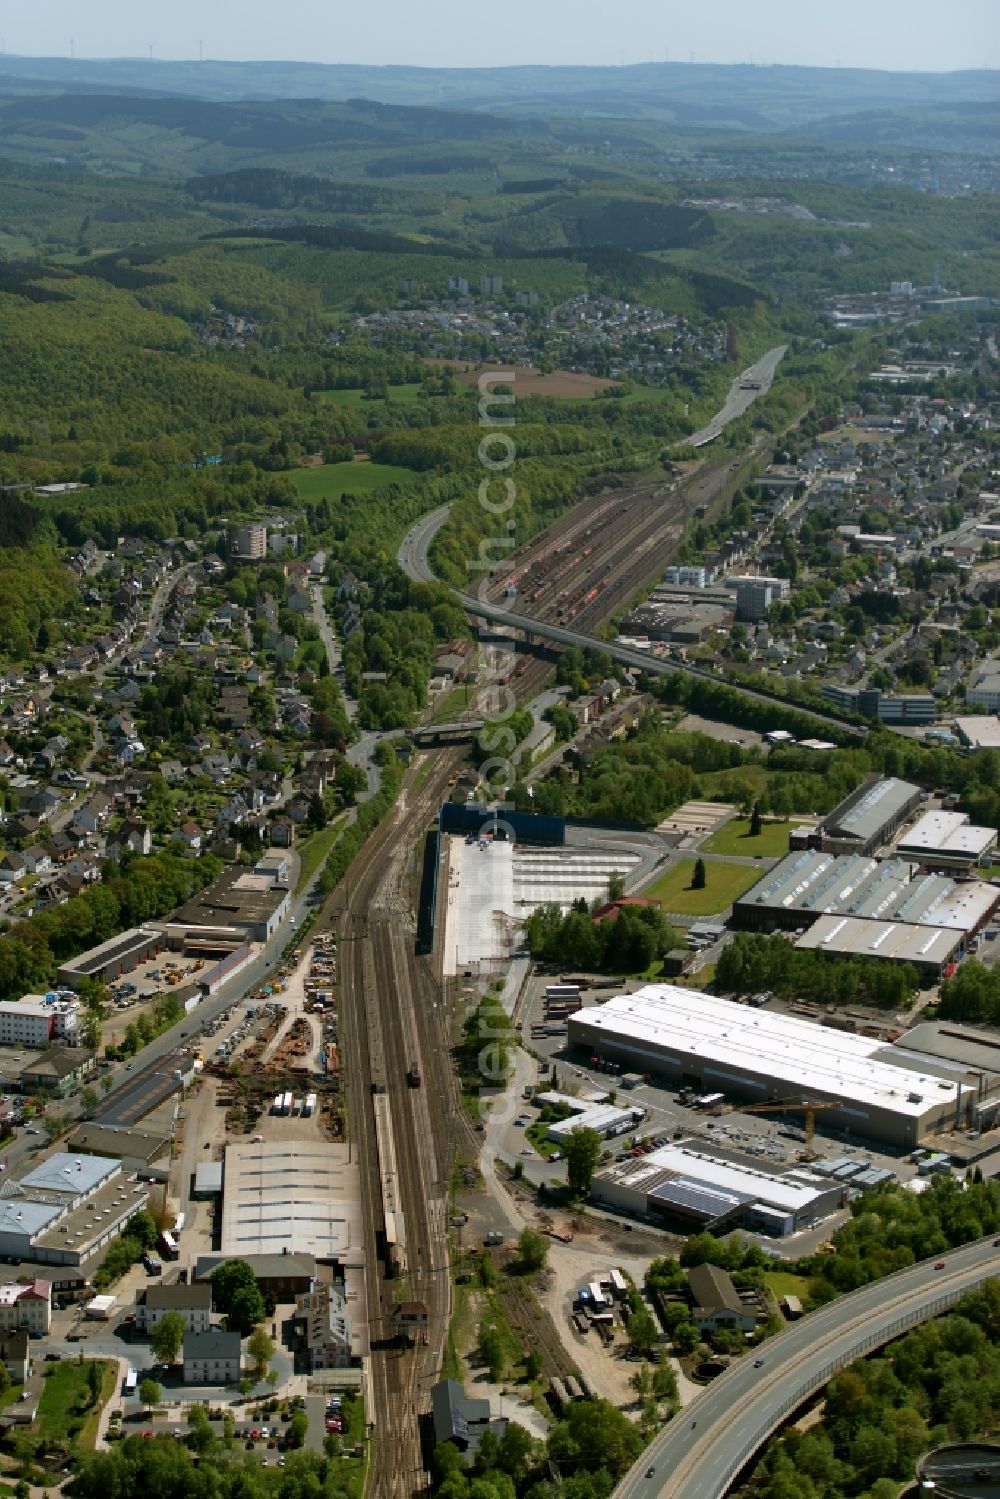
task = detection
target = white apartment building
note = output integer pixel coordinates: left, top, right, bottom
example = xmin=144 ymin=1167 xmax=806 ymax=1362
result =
xmin=664 ymin=565 xmax=711 ymax=589
xmin=730 ymin=575 xmax=787 ymax=623
xmin=966 ymin=661 xmax=1000 ymax=712
xmin=0 ymin=996 xmax=79 ymax=1049
xmin=0 ymin=1280 xmax=51 ymax=1335
xmin=232 ymin=523 xmax=267 ymax=560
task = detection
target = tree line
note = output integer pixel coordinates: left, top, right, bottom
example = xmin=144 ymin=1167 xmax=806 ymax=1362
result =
xmin=0 ymin=851 xmax=222 ymax=1002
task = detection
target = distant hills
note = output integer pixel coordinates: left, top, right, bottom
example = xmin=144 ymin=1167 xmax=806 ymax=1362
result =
xmin=0 ymin=54 xmax=994 ymax=133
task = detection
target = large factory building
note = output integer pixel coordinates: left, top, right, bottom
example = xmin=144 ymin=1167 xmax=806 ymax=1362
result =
xmin=567 ymin=986 xmax=972 ymax=1151
xmin=731 ymin=850 xmax=1000 ymax=979
xmin=592 ymin=1142 xmax=846 ymax=1238
xmin=816 ymin=777 xmax=923 ymax=856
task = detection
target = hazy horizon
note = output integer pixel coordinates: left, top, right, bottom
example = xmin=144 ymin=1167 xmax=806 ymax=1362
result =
xmin=4 ymin=0 xmax=998 ymax=74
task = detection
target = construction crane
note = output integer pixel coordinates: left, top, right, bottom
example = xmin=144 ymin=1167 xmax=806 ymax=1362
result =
xmin=712 ymin=1098 xmax=840 ymax=1161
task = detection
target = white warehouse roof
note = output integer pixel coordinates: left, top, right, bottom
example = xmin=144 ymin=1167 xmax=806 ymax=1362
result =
xmin=19 ymin=1153 xmax=119 ymax=1199
xmin=546 ymin=1103 xmax=642 ymax=1141
xmin=641 ymin=1144 xmax=829 ymax=1213
xmin=570 ymin=985 xmax=963 ymax=1119
xmin=896 ymin=810 xmax=996 ymax=860
xmin=221 ymin=1142 xmax=362 ymax=1261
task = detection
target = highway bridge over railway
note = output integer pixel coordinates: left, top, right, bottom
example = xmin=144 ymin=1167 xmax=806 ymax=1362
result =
xmin=398 ymin=506 xmax=866 ymax=741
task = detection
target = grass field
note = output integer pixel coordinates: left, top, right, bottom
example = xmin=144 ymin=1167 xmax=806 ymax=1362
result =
xmin=698 ymin=766 xmax=770 ymax=798
xmin=315 ymin=383 xmax=424 ymax=407
xmin=430 ymin=682 xmax=476 ymax=724
xmin=288 ymin=460 xmax=417 ymax=504
xmin=37 ymin=1359 xmax=116 ymax=1449
xmin=423 ymin=358 xmax=621 ymax=400
xmin=643 ymin=859 xmax=761 ymax=916
xmin=701 ymin=817 xmax=807 ymax=858
xmin=295 ymin=814 xmax=349 ymax=895
xmin=763 ymin=1270 xmax=820 ymax=1308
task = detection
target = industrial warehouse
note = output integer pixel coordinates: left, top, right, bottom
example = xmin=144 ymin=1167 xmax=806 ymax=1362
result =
xmin=813 ymin=776 xmax=924 ymax=856
xmin=894 ymin=809 xmax=998 ymax=872
xmin=591 ymin=1141 xmax=849 ymax=1237
xmin=220 ymin=1141 xmax=363 ymax=1266
xmin=0 ymin=1153 xmax=150 ymax=1266
xmin=731 ymin=849 xmax=1000 ymax=978
xmin=567 ymin=987 xmax=975 ymax=1150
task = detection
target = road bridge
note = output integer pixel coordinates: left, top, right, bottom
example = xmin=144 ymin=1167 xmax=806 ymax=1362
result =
xmin=410 ymin=719 xmax=485 ymax=745
xmin=398 ymin=507 xmax=865 ymax=741
xmin=615 ymin=1236 xmax=1000 ymax=1499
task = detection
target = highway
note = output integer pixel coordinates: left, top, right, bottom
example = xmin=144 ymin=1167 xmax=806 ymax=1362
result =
xmin=687 ymin=346 xmax=787 ymax=447
xmin=397 ymin=507 xmax=865 ymax=740
xmin=615 ymin=1237 xmax=1000 ymax=1499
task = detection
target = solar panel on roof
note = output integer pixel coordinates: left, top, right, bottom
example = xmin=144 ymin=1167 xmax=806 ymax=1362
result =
xmin=648 ymin=1179 xmax=752 ymax=1217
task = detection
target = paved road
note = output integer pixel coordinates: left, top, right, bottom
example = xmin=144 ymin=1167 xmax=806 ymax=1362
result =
xmin=615 ymin=1235 xmax=1000 ymax=1499
xmin=397 ymin=509 xmax=864 ymax=740
xmin=309 ymin=583 xmax=358 ymax=724
xmin=687 ymin=346 xmax=787 ymax=448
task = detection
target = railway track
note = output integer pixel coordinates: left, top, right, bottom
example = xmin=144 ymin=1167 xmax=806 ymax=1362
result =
xmin=492 ymin=476 xmax=691 ymax=707
xmin=320 ymin=749 xmax=466 ymax=1498
xmin=498 ymin=1269 xmax=583 ymax=1385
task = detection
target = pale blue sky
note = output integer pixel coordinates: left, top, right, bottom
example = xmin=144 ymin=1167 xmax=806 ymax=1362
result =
xmin=5 ymin=0 xmax=998 ymax=72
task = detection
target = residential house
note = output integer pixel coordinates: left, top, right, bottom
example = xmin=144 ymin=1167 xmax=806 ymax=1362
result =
xmin=201 ymin=755 xmax=234 ymax=786
xmin=686 ymin=1264 xmax=757 ymax=1334
xmin=236 ymin=729 xmax=265 ymax=757
xmin=0 ymin=1330 xmax=29 ymax=1383
xmin=34 ymin=735 xmax=69 ymax=772
xmin=270 ymin=817 xmax=295 ymax=849
xmin=65 ymin=645 xmax=97 ymax=673
xmin=45 ymin=830 xmax=85 ymax=863
xmin=183 ymin=1329 xmax=242 ymax=1385
xmin=0 ymin=854 xmax=26 ymax=886
xmin=218 ymin=688 xmax=252 ymax=728
xmin=6 ymin=815 xmax=39 ymax=844
xmin=136 ymin=1283 xmax=212 ymax=1335
xmin=108 ymin=711 xmax=138 ymax=741
xmin=121 ymin=821 xmax=152 ymax=857
xmin=21 ymin=847 xmax=51 ymax=876
xmin=285 ymin=795 xmax=312 ymax=825
xmin=29 ymin=788 xmax=62 ymax=822
xmin=300 ymin=760 xmax=328 ymax=798
xmin=74 ymin=793 xmax=112 ymax=835
xmin=172 ymin=821 xmax=204 ymax=854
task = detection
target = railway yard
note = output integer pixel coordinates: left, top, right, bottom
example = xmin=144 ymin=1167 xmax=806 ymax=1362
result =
xmin=476 ymin=470 xmax=710 ymax=702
